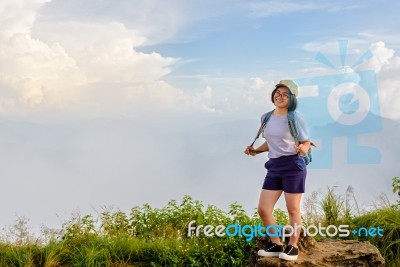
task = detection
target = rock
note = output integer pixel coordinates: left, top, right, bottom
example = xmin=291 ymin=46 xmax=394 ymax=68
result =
xmin=248 ymin=235 xmax=385 ymax=267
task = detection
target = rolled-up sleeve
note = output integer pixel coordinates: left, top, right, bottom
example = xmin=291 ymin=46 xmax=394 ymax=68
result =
xmin=295 ymin=112 xmax=309 ymax=142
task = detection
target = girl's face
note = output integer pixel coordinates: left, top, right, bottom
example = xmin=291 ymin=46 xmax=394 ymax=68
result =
xmin=273 ymin=87 xmax=290 ymax=109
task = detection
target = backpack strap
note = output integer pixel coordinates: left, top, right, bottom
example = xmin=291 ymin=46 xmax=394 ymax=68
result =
xmin=250 ymin=110 xmax=273 ymax=147
xmin=287 ymin=111 xmax=300 ymax=146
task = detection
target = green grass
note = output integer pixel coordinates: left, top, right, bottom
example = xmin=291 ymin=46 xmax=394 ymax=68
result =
xmin=352 ymin=207 xmax=400 ymax=266
xmin=0 ymin=180 xmax=399 ymax=267
xmin=0 ymin=235 xmax=255 ymax=266
xmin=0 ymin=196 xmax=259 ymax=266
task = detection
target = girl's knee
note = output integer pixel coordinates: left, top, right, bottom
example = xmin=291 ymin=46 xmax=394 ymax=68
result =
xmin=258 ymin=206 xmax=273 ymax=217
xmin=286 ymin=206 xmax=301 ymax=217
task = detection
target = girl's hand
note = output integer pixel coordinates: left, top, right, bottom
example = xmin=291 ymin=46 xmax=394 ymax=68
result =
xmin=296 ymin=143 xmax=309 ymax=156
xmin=244 ymin=146 xmax=257 ymax=156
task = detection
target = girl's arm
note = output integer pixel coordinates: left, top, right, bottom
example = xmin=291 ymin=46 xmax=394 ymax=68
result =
xmin=245 ymin=141 xmax=269 ymax=156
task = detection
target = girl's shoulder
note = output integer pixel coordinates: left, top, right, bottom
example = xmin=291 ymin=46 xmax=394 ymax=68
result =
xmin=293 ymin=111 xmax=306 ymax=121
xmin=292 ymin=111 xmax=309 ymax=130
xmin=260 ymin=110 xmax=274 ymax=123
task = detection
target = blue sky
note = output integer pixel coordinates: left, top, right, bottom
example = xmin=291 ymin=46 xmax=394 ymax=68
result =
xmin=137 ymin=0 xmax=400 ymax=78
xmin=1 ymin=0 xmax=400 ymax=236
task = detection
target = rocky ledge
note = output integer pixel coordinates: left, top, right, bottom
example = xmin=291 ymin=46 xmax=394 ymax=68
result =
xmin=248 ymin=235 xmax=385 ymax=267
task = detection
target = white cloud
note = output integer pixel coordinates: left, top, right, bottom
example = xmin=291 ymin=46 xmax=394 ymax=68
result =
xmin=243 ymin=0 xmax=362 ymax=18
xmin=375 ymin=54 xmax=400 ymax=120
xmin=358 ymin=31 xmax=400 ymax=49
xmin=245 ymin=77 xmax=274 ymax=106
xmin=202 ymin=86 xmax=213 ymax=99
xmin=0 ymin=0 xmax=50 ymax=40
xmin=190 ymin=86 xmax=220 ymax=113
xmin=342 ymin=41 xmax=400 ymax=120
xmin=250 ymin=77 xmax=267 ymax=91
xmin=0 ymin=1 xmax=205 ymax=119
xmin=0 ymin=32 xmax=87 ymax=108
xmin=360 ymin=41 xmax=395 ymax=72
xmin=36 ymin=0 xmax=236 ymax=45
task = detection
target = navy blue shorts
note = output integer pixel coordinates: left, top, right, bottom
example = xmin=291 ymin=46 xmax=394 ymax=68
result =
xmin=262 ymin=155 xmax=307 ymax=193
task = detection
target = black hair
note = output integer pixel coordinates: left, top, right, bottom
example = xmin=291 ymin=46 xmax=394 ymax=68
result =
xmin=271 ymin=86 xmax=297 ymax=111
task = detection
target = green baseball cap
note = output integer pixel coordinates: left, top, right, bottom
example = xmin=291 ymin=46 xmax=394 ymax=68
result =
xmin=275 ymin=80 xmax=298 ymax=97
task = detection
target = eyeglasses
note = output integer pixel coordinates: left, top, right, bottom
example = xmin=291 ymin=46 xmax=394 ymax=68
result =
xmin=274 ymin=92 xmax=289 ymax=99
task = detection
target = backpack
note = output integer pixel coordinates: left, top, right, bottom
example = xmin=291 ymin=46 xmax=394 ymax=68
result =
xmin=252 ymin=110 xmax=313 ymax=165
